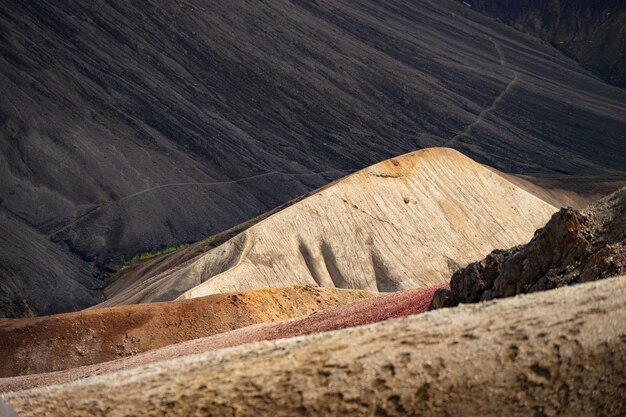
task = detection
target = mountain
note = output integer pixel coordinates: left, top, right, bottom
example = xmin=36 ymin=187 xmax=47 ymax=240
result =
xmin=1 ymin=0 xmax=625 ymax=316
xmin=466 ymin=0 xmax=626 ymax=87
xmin=5 ymin=275 xmax=624 ymax=416
xmin=97 ymin=148 xmax=557 ymax=307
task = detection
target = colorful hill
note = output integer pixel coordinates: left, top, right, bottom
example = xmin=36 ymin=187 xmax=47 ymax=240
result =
xmin=0 ymin=286 xmax=373 ymax=377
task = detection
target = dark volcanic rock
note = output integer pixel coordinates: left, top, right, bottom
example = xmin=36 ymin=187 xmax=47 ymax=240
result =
xmin=431 ymin=187 xmax=626 ymax=309
xmin=467 ymin=0 xmax=626 ymax=87
xmin=1 ymin=0 xmax=625 ymax=315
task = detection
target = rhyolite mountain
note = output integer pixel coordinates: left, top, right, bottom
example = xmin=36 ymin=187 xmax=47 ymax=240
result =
xmin=1 ymin=0 xmax=625 ymax=316
xmin=466 ymin=0 xmax=626 ymax=87
xmin=97 ymin=148 xmax=556 ymax=308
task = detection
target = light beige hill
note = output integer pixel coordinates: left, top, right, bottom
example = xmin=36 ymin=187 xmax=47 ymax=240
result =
xmin=5 ymin=276 xmax=624 ymax=416
xmin=100 ymin=148 xmax=557 ymax=307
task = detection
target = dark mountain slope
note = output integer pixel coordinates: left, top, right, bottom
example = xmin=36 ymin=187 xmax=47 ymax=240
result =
xmin=466 ymin=0 xmax=626 ymax=87
xmin=1 ymin=0 xmax=625 ymax=315
xmin=0 ymin=212 xmax=99 ymax=316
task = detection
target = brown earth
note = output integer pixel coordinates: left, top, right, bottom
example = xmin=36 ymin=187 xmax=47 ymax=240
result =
xmin=3 ymin=276 xmax=624 ymax=416
xmin=431 ymin=186 xmax=626 ymax=308
xmin=0 ymin=285 xmax=445 ymax=392
xmin=0 ymin=286 xmax=373 ymax=378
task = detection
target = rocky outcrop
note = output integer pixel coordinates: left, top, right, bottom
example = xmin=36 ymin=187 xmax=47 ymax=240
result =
xmin=431 ymin=187 xmax=626 ymax=309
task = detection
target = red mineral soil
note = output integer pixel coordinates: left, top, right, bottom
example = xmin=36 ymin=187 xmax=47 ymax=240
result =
xmin=0 ymin=286 xmax=374 ymax=378
xmin=0 ymin=285 xmax=446 ymax=393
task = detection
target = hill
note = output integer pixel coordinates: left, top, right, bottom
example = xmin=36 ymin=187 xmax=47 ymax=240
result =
xmin=0 ymin=285 xmax=443 ymax=392
xmin=98 ymin=148 xmax=557 ymax=306
xmin=2 ymin=0 xmax=625 ymax=316
xmin=0 ymin=286 xmax=373 ymax=378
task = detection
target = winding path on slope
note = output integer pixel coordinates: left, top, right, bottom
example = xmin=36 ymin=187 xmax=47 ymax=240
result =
xmin=48 ymin=169 xmax=351 ymax=237
xmin=446 ymin=40 xmax=519 ymax=147
xmin=49 ymin=39 xmax=516 ymax=238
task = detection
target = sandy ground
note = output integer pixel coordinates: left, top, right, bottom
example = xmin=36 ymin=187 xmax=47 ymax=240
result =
xmin=4 ymin=276 xmax=624 ymax=416
xmin=0 ymin=286 xmax=373 ymax=378
xmin=0 ymin=285 xmax=444 ymax=392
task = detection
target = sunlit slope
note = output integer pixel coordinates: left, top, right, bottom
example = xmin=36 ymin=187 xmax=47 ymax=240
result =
xmin=180 ymin=147 xmax=557 ymax=298
xmin=99 ymin=148 xmax=556 ymax=306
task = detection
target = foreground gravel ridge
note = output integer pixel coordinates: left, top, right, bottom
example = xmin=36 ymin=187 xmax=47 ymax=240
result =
xmin=5 ymin=275 xmax=625 ymax=416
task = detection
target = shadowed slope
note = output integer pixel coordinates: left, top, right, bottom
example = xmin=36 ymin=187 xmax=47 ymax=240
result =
xmin=505 ymin=174 xmax=626 ymax=209
xmin=4 ymin=276 xmax=624 ymax=415
xmin=468 ymin=0 xmax=626 ymax=87
xmin=0 ymin=212 xmax=99 ymax=318
xmin=0 ymin=286 xmax=373 ymax=378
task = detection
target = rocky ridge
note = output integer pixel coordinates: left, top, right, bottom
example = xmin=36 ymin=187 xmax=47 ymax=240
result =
xmin=431 ymin=187 xmax=626 ymax=308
